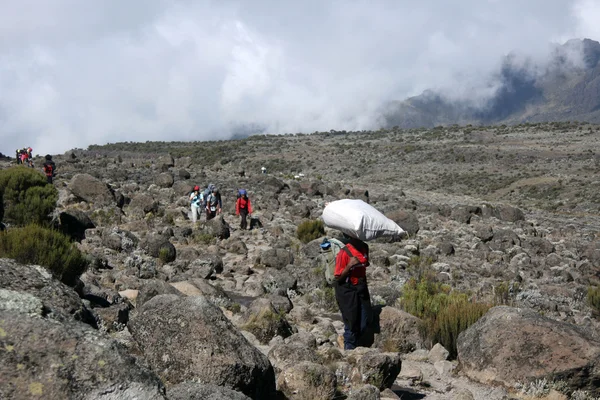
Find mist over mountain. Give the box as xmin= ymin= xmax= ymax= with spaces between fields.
xmin=383 ymin=38 xmax=600 ymax=128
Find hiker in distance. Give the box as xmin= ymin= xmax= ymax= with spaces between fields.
xmin=42 ymin=155 xmax=56 ymax=184
xmin=189 ymin=185 xmax=204 ymax=223
xmin=334 ymin=234 xmax=373 ymax=350
xmin=235 ymin=189 xmax=252 ymax=230
xmin=205 ymin=185 xmax=222 ymax=220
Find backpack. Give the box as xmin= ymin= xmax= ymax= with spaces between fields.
xmin=318 ymin=238 xmax=350 ymax=285
xmin=43 ymin=163 xmax=54 ymax=177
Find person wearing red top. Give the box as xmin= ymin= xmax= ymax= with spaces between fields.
xmin=235 ymin=189 xmax=252 ymax=230
xmin=334 ymin=235 xmax=373 ymax=350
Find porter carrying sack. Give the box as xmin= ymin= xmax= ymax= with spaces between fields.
xmin=322 ymin=199 xmax=405 ymax=241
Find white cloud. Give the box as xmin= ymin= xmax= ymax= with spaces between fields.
xmin=0 ymin=0 xmax=597 ymax=154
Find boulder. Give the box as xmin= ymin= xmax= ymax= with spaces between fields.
xmin=259 ymin=248 xmax=294 ymax=270
xmin=204 ymin=216 xmax=231 ymax=239
xmin=128 ymin=193 xmax=159 ymax=217
xmin=101 ymin=227 xmax=139 ymax=253
xmin=155 ymin=172 xmax=174 ymax=188
xmin=168 ymin=382 xmax=251 ymax=400
xmin=268 ymin=342 xmax=320 ymax=374
xmin=521 ymin=237 xmax=555 ymax=256
xmin=262 ymin=267 xmax=298 ymax=293
xmin=346 ymin=384 xmax=381 ymax=400
xmin=169 ymin=279 xmax=233 ymax=308
xmin=142 ymin=235 xmax=176 ymax=262
xmin=386 ymin=209 xmax=420 ymax=236
xmin=488 ymin=229 xmax=521 ymax=252
xmin=69 ymin=173 xmax=115 ymax=206
xmin=157 ymin=154 xmax=175 ymax=169
xmin=354 ymin=351 xmax=402 ymax=390
xmin=457 ymin=306 xmax=600 ymax=395
xmin=0 ymin=259 xmax=92 ymax=325
xmin=128 ymin=294 xmax=276 ymax=399
xmin=136 ymin=279 xmax=183 ymax=308
xmin=58 ymin=209 xmax=95 ymax=241
xmin=374 ymin=306 xmax=424 ymax=353
xmin=240 ymin=298 xmax=293 ymax=344
xmin=186 ymin=255 xmax=224 ymax=280
xmin=276 ymin=361 xmax=337 ymax=400
xmin=0 ymin=309 xmax=165 ymax=400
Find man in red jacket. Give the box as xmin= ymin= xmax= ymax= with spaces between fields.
xmin=235 ymin=189 xmax=252 ymax=230
xmin=334 ymin=235 xmax=373 ymax=350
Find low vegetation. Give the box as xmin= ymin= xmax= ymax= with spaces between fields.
xmin=0 ymin=224 xmax=88 ymax=286
xmin=296 ymin=219 xmax=325 ymax=243
xmin=399 ymin=275 xmax=491 ymax=358
xmin=0 ymin=167 xmax=58 ymax=226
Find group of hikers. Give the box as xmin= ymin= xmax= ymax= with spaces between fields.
xmin=189 ymin=184 xmax=253 ymax=229
xmin=13 ymin=147 xmax=56 ymax=184
xmin=15 ymin=147 xmax=34 ymax=167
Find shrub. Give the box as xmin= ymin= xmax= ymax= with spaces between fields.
xmin=0 ymin=224 xmax=88 ymax=286
xmin=0 ymin=167 xmax=58 ymax=226
xmin=399 ymin=276 xmax=491 ymax=358
xmin=296 ymin=219 xmax=325 ymax=243
xmin=587 ymin=286 xmax=600 ymax=315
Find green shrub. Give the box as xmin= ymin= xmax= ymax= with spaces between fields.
xmin=429 ymin=297 xmax=490 ymax=358
xmin=0 ymin=167 xmax=58 ymax=226
xmin=296 ymin=219 xmax=325 ymax=243
xmin=587 ymin=286 xmax=600 ymax=315
xmin=399 ymin=276 xmax=490 ymax=358
xmin=0 ymin=224 xmax=88 ymax=286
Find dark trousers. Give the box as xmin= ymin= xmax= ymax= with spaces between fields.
xmin=240 ymin=208 xmax=248 ymax=229
xmin=46 ymin=175 xmax=53 ymax=184
xmin=335 ymin=279 xmax=373 ymax=350
xmin=206 ymin=209 xmax=216 ymax=220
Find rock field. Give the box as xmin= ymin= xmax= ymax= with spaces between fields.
xmin=1 ymin=121 xmax=600 ymax=400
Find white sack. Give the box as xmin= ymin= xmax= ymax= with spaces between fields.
xmin=322 ymin=199 xmax=406 ymax=241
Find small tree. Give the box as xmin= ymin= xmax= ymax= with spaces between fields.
xmin=0 ymin=167 xmax=58 ymax=226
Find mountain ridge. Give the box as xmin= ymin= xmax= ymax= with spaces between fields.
xmin=383 ymin=38 xmax=600 ymax=128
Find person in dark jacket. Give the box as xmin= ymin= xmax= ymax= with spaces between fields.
xmin=235 ymin=189 xmax=252 ymax=230
xmin=334 ymin=235 xmax=373 ymax=350
xmin=205 ymin=186 xmax=222 ymax=220
xmin=42 ymin=155 xmax=56 ymax=184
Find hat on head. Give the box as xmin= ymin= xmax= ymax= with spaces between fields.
xmin=238 ymin=189 xmax=247 ymax=195
xmin=45 ymin=154 xmax=52 ymax=160
xmin=194 ymin=185 xmax=200 ymax=191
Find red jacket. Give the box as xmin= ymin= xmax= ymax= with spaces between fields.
xmin=334 ymin=241 xmax=369 ymax=285
xmin=236 ymin=196 xmax=252 ymax=215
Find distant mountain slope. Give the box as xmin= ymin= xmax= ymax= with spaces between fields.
xmin=383 ymin=38 xmax=600 ymax=128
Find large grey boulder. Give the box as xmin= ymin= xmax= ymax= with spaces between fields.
xmin=276 ymin=361 xmax=337 ymax=400
xmin=0 ymin=259 xmax=92 ymax=324
xmin=168 ymin=382 xmax=251 ymax=400
xmin=386 ymin=209 xmax=420 ymax=236
xmin=128 ymin=294 xmax=276 ymax=399
xmin=374 ymin=306 xmax=424 ymax=353
xmin=0 ymin=309 xmax=165 ymax=400
xmin=136 ymin=279 xmax=183 ymax=308
xmin=58 ymin=209 xmax=95 ymax=241
xmin=127 ymin=192 xmax=159 ymax=218
xmin=268 ymin=342 xmax=320 ymax=374
xmin=69 ymin=173 xmax=115 ymax=206
xmin=457 ymin=306 xmax=600 ymax=395
xmin=141 ymin=235 xmax=176 ymax=262
xmin=155 ymin=172 xmax=174 ymax=188
xmin=259 ymin=248 xmax=294 ymax=270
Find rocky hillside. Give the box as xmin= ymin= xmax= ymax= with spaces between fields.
xmin=384 ymin=39 xmax=600 ymax=128
xmin=1 ymin=121 xmax=600 ymax=399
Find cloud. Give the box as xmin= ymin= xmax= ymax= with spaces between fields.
xmin=0 ymin=0 xmax=596 ymax=154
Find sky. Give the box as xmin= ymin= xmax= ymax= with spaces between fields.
xmin=1 ymin=0 xmax=599 ymax=155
